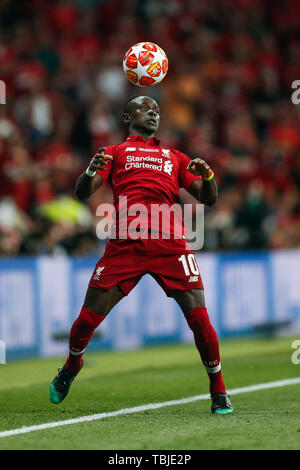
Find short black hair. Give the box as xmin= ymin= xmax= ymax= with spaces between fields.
xmin=123 ymin=95 xmax=159 ymax=115
xmin=123 ymin=95 xmax=142 ymax=115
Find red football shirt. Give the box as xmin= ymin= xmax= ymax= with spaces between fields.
xmin=96 ymin=135 xmax=201 ymax=239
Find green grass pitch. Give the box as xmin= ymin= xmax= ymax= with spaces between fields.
xmin=0 ymin=336 xmax=299 ymax=450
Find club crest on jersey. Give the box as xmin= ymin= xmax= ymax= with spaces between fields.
xmin=93 ymin=266 xmax=105 ymax=280
xmin=163 ymin=160 xmax=173 ymax=175
xmin=162 ymin=148 xmax=170 ymax=158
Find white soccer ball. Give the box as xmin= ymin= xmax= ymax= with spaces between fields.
xmin=123 ymin=42 xmax=168 ymax=87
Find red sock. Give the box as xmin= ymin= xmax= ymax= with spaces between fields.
xmin=65 ymin=306 xmax=105 ymax=372
xmin=184 ymin=307 xmax=226 ymax=394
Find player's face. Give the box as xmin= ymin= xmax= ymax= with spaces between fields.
xmin=126 ymin=97 xmax=160 ymax=135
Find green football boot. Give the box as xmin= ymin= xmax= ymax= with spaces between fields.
xmin=49 ymin=362 xmax=83 ymax=404
xmin=211 ymin=393 xmax=233 ymax=415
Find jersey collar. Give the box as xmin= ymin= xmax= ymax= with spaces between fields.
xmin=126 ymin=135 xmax=160 ymax=146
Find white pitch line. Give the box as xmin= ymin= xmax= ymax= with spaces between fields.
xmin=0 ymin=377 xmax=299 ymax=439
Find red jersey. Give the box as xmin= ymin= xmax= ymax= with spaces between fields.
xmin=96 ymin=135 xmax=201 ymax=239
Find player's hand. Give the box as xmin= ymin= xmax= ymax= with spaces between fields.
xmin=187 ymin=158 xmax=212 ymax=179
xmin=87 ymin=147 xmax=113 ymax=174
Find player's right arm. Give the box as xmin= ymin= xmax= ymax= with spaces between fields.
xmin=75 ymin=147 xmax=113 ymax=200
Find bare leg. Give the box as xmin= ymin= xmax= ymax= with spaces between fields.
xmin=169 ymin=288 xmax=205 ymax=312
xmin=83 ymin=285 xmax=126 ymax=316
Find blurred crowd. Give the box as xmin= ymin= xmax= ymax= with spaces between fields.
xmin=0 ymin=0 xmax=300 ymax=256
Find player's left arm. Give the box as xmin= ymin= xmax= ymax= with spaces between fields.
xmin=187 ymin=158 xmax=218 ymax=206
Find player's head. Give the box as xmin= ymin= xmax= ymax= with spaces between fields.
xmin=123 ymin=96 xmax=160 ymax=137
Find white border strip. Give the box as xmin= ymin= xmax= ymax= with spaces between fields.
xmin=0 ymin=377 xmax=299 ymax=439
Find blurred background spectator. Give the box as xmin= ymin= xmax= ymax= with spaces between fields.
xmin=0 ymin=0 xmax=300 ymax=256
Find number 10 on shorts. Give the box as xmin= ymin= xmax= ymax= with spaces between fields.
xmin=178 ymin=254 xmax=199 ymax=276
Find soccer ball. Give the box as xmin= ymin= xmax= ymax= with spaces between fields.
xmin=123 ymin=42 xmax=168 ymax=87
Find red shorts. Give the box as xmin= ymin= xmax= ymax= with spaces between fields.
xmin=89 ymin=237 xmax=204 ymax=296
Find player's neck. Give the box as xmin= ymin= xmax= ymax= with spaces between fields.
xmin=128 ymin=127 xmax=156 ymax=141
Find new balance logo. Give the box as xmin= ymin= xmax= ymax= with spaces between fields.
xmin=188 ymin=276 xmax=198 ymax=282
xmin=93 ymin=266 xmax=105 ymax=280
xmin=163 ymin=160 xmax=173 ymax=175
xmin=125 ymin=147 xmax=136 ymax=152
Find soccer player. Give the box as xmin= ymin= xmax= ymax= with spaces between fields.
xmin=49 ymin=96 xmax=233 ymax=414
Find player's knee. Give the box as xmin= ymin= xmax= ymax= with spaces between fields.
xmin=72 ymin=306 xmax=105 ymax=333
xmin=189 ymin=289 xmax=206 ymax=309
xmin=172 ymin=288 xmax=205 ymax=312
xmin=84 ymin=301 xmax=110 ymax=318
xmin=84 ymin=287 xmax=111 ymax=316
xmin=84 ymin=286 xmax=124 ymax=317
